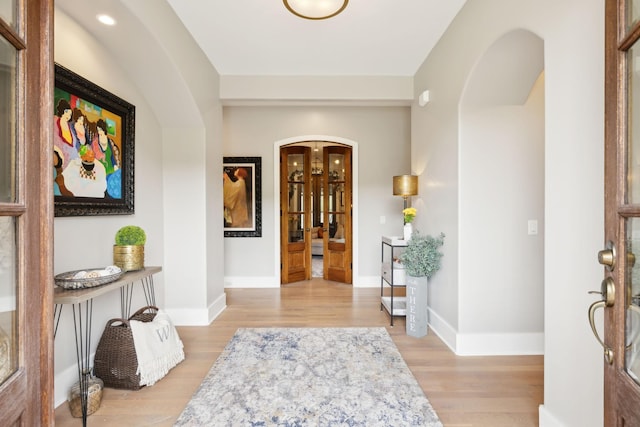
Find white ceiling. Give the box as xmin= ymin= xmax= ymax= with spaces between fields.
xmin=162 ymin=0 xmax=467 ymax=77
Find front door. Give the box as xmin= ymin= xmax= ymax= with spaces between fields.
xmin=0 ymin=0 xmax=54 ymax=425
xmin=597 ymin=0 xmax=640 ymax=424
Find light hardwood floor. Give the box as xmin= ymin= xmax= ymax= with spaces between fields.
xmin=54 ymin=279 xmax=543 ymax=426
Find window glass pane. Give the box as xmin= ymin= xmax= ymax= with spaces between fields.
xmin=329 ymin=213 xmax=345 ymax=242
xmin=288 ymin=182 xmax=304 ymax=213
xmin=0 ymin=0 xmax=16 ymax=30
xmin=328 ymin=153 xmax=344 ymax=181
xmin=0 ymin=216 xmax=17 ymax=385
xmin=288 ymin=213 xmax=304 ymax=243
xmin=629 ymin=0 xmax=640 ymax=29
xmin=288 ymin=154 xmax=304 ymax=182
xmin=0 ymin=36 xmax=16 ymax=203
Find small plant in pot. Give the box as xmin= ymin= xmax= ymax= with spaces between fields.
xmin=399 ymin=231 xmax=445 ymax=338
xmin=113 ymin=225 xmax=146 ymax=272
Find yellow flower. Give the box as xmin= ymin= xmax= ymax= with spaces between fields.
xmin=403 ymin=207 xmax=417 ymax=223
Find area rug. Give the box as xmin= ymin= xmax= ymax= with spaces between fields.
xmin=174 ymin=327 xmax=442 ymax=426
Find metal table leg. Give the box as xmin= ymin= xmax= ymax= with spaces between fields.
xmin=71 ymin=299 xmax=94 ymax=427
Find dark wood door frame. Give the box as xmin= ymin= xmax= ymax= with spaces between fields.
xmin=0 ymin=0 xmax=55 ymax=425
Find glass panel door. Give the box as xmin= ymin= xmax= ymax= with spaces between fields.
xmin=626 ymin=37 xmax=640 ymax=386
xmin=0 ymin=20 xmax=18 ymax=386
xmin=280 ymin=146 xmax=311 ymax=283
xmin=327 ymin=152 xmax=345 ymax=242
xmin=0 ymin=0 xmax=16 ymax=31
xmin=0 ymin=216 xmax=16 ymax=384
xmin=627 ymin=218 xmax=640 ymax=382
xmin=288 ymin=153 xmax=305 ymax=243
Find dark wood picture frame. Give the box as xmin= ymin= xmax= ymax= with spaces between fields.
xmin=53 ymin=63 xmax=135 ymax=216
xmin=224 ymin=156 xmax=262 ymax=237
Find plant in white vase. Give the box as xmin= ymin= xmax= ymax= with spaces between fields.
xmin=399 ymin=231 xmax=445 ymax=337
xmin=402 ymin=207 xmax=417 ymax=240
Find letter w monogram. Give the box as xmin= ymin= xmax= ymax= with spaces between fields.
xmin=155 ymin=325 xmax=170 ymax=342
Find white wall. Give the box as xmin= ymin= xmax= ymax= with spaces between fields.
xmin=124 ymin=0 xmax=226 ymax=326
xmin=412 ymin=0 xmax=604 ymax=425
xmin=223 ymin=106 xmax=411 ymax=287
xmin=53 ymin=8 xmax=166 ymax=406
xmin=457 ymin=30 xmax=545 ymax=354
xmin=53 ymin=1 xmax=225 ymax=407
xmin=460 ymin=76 xmax=545 ymax=342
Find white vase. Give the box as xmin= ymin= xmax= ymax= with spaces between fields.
xmin=403 ymin=223 xmax=413 ymax=241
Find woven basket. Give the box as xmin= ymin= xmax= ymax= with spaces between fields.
xmin=93 ymin=306 xmax=158 ymax=390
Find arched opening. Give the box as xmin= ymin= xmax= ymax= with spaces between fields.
xmin=458 ymin=29 xmax=545 ymax=354
xmin=273 ymin=136 xmax=359 ymax=285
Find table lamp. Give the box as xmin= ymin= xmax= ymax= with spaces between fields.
xmin=393 ymin=175 xmax=418 ymax=210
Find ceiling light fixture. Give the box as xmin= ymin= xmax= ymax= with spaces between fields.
xmin=96 ymin=14 xmax=116 ymax=26
xmin=283 ymin=0 xmax=348 ymax=20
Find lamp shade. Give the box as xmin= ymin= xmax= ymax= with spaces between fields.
xmin=283 ymin=0 xmax=349 ymax=20
xmin=393 ymin=175 xmax=418 ymax=197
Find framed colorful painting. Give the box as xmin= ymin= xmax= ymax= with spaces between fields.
xmin=53 ymin=63 xmax=135 ymax=216
xmin=223 ymin=157 xmax=262 ymax=237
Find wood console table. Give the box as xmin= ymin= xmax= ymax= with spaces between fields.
xmin=53 ymin=266 xmax=162 ymax=426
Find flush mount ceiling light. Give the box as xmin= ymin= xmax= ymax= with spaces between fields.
xmin=283 ymin=0 xmax=349 ymax=20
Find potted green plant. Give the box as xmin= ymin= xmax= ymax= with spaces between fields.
xmin=399 ymin=231 xmax=445 ymax=337
xmin=400 ymin=231 xmax=445 ymax=278
xmin=113 ymin=225 xmax=146 ymax=272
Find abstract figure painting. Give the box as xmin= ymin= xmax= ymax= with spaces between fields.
xmin=54 ymin=63 xmax=135 ymax=216
xmin=223 ymin=157 xmax=262 ymax=237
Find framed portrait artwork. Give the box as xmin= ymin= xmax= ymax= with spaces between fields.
xmin=53 ymin=63 xmax=135 ymax=216
xmin=223 ymin=157 xmax=262 ymax=237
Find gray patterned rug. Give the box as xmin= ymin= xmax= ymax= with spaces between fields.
xmin=174 ymin=327 xmax=442 ymax=426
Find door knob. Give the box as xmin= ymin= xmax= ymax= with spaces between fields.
xmin=588 ymin=277 xmax=615 ymax=364
xmin=588 ymin=276 xmax=616 ymax=307
xmin=598 ymin=241 xmax=616 ymax=271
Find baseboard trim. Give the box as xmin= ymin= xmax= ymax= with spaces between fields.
xmin=54 ymin=359 xmax=85 ymax=409
xmin=165 ymin=294 xmax=225 ymax=326
xmin=427 ymin=308 xmax=458 ymax=353
xmin=224 ymin=275 xmax=380 ymax=288
xmin=224 ymin=276 xmax=280 ymax=288
xmin=354 ymin=275 xmax=380 ymax=287
xmin=456 ymin=331 xmax=544 ymax=356
xmin=539 ymin=405 xmax=566 ymax=427
xmin=428 ymin=308 xmax=544 ymax=356
xmin=208 ymin=292 xmax=227 ymax=324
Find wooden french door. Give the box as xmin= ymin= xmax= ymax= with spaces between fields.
xmin=281 ymin=146 xmax=312 ymax=283
xmin=280 ymin=143 xmax=352 ymax=284
xmin=0 ymin=0 xmax=54 ymax=425
xmin=323 ymin=146 xmax=352 ymax=283
xmin=596 ymin=0 xmax=640 ymax=424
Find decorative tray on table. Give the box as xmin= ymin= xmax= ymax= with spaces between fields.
xmin=54 ymin=266 xmax=123 ymax=290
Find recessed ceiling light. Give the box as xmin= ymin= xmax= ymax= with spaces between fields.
xmin=96 ymin=14 xmax=116 ymax=26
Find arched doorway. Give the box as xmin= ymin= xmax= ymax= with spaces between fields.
xmin=458 ymin=29 xmax=545 ymax=351
xmin=274 ymin=136 xmax=359 ymax=285
xmin=280 ymin=142 xmax=352 ymax=284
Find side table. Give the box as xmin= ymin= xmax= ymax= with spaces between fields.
xmin=53 ymin=266 xmax=162 ymax=426
xmin=380 ymin=236 xmax=407 ymax=326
